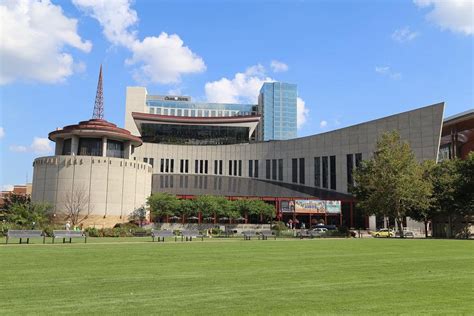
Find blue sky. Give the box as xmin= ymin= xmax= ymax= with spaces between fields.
xmin=1 ymin=0 xmax=473 ymax=189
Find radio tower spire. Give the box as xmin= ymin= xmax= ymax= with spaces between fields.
xmin=92 ymin=65 xmax=104 ymax=119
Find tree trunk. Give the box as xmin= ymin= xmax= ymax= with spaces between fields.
xmin=424 ymin=219 xmax=428 ymax=238
xmin=396 ymin=216 xmax=404 ymax=238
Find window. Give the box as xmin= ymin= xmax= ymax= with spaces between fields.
xmin=238 ymin=160 xmax=242 ymax=176
xmin=149 ymin=158 xmax=154 ymax=168
xmin=180 ymin=159 xmax=184 ymax=173
xmin=165 ymin=159 xmax=169 ymax=173
xmin=234 ymin=160 xmax=237 ymax=176
xmin=314 ymin=157 xmax=321 ymax=187
xmin=299 ymin=158 xmax=305 ymax=184
xmin=322 ymin=156 xmax=328 ymax=188
xmin=160 ymin=159 xmax=164 ymax=173
xmin=143 ymin=158 xmax=148 ymax=163
xmin=195 ymin=160 xmax=199 ymax=173
xmin=62 ymin=138 xmax=72 ymax=155
xmin=214 ymin=160 xmax=218 ymax=175
xmin=355 ymin=153 xmax=362 ymax=168
xmin=330 ymin=156 xmax=336 ymax=190
xmin=219 ymin=160 xmax=223 ymax=175
xmin=278 ymin=159 xmax=283 ymax=181
xmin=254 ymin=160 xmax=259 ymax=178
xmin=229 ymin=160 xmax=232 ymax=175
xmin=106 ymin=140 xmax=124 ymax=158
xmin=266 ymin=160 xmax=271 ymax=179
xmin=347 ymin=154 xmax=354 ymax=190
xmin=292 ymin=158 xmax=298 ymax=183
xmin=205 ymin=160 xmax=208 ymax=174
xmin=249 ymin=160 xmax=253 ymax=177
xmin=78 ymin=138 xmax=102 ymax=156
xmin=272 ymin=159 xmax=277 ymax=180
xmin=185 ymin=160 xmax=189 ymax=173
xmin=200 ymin=160 xmax=204 ymax=174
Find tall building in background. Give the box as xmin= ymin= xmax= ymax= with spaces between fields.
xmin=258 ymin=82 xmax=297 ymax=141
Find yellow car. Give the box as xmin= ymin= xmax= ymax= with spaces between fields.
xmin=370 ymin=228 xmax=394 ymax=238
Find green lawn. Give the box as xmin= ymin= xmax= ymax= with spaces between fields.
xmin=0 ymin=238 xmax=472 ymax=315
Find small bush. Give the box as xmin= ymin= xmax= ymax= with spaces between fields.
xmin=271 ymin=221 xmax=287 ymax=231
xmin=85 ymin=227 xmax=99 ymax=237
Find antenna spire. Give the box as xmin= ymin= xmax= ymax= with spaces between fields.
xmin=92 ymin=65 xmax=104 ymax=119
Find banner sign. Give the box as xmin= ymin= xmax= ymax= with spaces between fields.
xmin=282 ymin=200 xmax=341 ymax=214
xmin=325 ymin=200 xmax=341 ymax=214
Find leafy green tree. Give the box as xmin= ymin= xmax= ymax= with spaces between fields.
xmin=128 ymin=206 xmax=147 ymax=227
xmin=194 ymin=195 xmax=220 ymax=218
xmin=456 ymin=153 xmax=474 ymax=223
xmin=147 ymin=193 xmax=180 ymax=220
xmin=352 ymin=131 xmax=432 ymax=237
xmin=3 ymin=195 xmax=53 ymax=228
xmin=247 ymin=200 xmax=276 ymax=222
xmin=178 ymin=199 xmax=197 ymax=216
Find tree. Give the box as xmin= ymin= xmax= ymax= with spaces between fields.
xmin=147 ymin=193 xmax=180 ymax=220
xmin=456 ymin=152 xmax=474 ymax=237
xmin=351 ymin=131 xmax=432 ymax=237
xmin=194 ymin=195 xmax=220 ymax=218
xmin=128 ymin=206 xmax=147 ymax=227
xmin=178 ymin=199 xmax=197 ymax=217
xmin=4 ymin=196 xmax=52 ymax=228
xmin=63 ymin=187 xmax=90 ymax=226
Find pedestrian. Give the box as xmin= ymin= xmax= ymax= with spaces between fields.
xmin=288 ymin=219 xmax=293 ymax=229
xmin=301 ymin=222 xmax=305 ymax=230
xmin=65 ymin=221 xmax=71 ymax=231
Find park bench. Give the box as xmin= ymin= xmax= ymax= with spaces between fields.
xmin=52 ymin=230 xmax=87 ymax=243
xmin=6 ymin=230 xmax=45 ymax=244
xmin=298 ymin=230 xmax=313 ymax=239
xmin=242 ymin=231 xmax=255 ymax=240
xmin=258 ymin=230 xmax=276 ymax=240
xmin=181 ymin=230 xmax=204 ymax=241
xmin=151 ymin=230 xmax=176 ymax=242
xmin=133 ymin=231 xmax=147 ymax=237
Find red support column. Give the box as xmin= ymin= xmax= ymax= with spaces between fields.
xmin=324 ymin=213 xmax=327 ymax=225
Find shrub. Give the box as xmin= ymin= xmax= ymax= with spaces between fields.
xmin=85 ymin=227 xmax=99 ymax=237
xmin=271 ymin=221 xmax=287 ymax=231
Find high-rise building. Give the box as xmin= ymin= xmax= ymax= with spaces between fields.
xmin=258 ymin=82 xmax=297 ymax=141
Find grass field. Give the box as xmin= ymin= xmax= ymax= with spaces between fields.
xmin=1 ymin=238 xmax=473 ymax=315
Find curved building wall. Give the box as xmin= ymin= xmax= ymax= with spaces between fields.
xmin=134 ymin=103 xmax=444 ymax=196
xmin=31 ymin=155 xmax=152 ymax=227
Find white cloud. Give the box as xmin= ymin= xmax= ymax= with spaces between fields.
xmin=8 ymin=137 xmax=53 ymax=154
xmin=0 ymin=0 xmax=92 ymax=85
xmin=9 ymin=145 xmax=28 ymax=152
xmin=392 ymin=27 xmax=420 ymax=42
xmin=414 ymin=0 xmax=473 ymax=35
xmin=126 ymin=33 xmax=206 ymax=84
xmin=31 ymin=137 xmax=53 ymax=154
xmin=205 ymin=64 xmax=273 ymax=104
xmin=270 ymin=60 xmax=289 ymax=73
xmin=320 ymin=120 xmax=328 ymax=128
xmin=297 ymin=97 xmax=309 ymax=129
xmin=2 ymin=184 xmax=14 ymax=192
xmin=0 ymin=127 xmax=4 ymax=139
xmin=375 ymin=66 xmax=402 ymax=80
xmin=73 ymin=0 xmax=205 ymax=84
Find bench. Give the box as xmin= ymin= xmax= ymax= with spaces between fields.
xmin=6 ymin=230 xmax=45 ymax=244
xmin=242 ymin=231 xmax=255 ymax=240
xmin=52 ymin=230 xmax=87 ymax=243
xmin=298 ymin=230 xmax=313 ymax=239
xmin=133 ymin=231 xmax=147 ymax=237
xmin=258 ymin=230 xmax=276 ymax=240
xmin=181 ymin=230 xmax=204 ymax=241
xmin=151 ymin=230 xmax=176 ymax=242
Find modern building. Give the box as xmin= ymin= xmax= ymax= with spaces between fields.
xmin=257 ymin=82 xmax=297 ymax=141
xmin=31 ymin=67 xmax=471 ymax=231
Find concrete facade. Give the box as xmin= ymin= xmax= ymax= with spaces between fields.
xmin=32 ymin=155 xmax=152 ymax=227
xmin=133 ymin=103 xmax=444 ymax=196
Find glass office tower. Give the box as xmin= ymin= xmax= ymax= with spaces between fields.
xmin=258 ymin=82 xmax=297 ymax=141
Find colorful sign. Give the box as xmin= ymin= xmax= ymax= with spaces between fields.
xmin=325 ymin=200 xmax=341 ymax=214
xmin=283 ymin=200 xmax=342 ymax=214
xmin=295 ymin=200 xmax=326 ymax=214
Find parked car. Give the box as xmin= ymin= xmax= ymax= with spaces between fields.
xmin=394 ymin=230 xmax=415 ymax=238
xmin=310 ymin=227 xmax=328 ymax=237
xmin=370 ymin=228 xmax=394 ymax=238
xmin=311 ymin=224 xmax=337 ymax=230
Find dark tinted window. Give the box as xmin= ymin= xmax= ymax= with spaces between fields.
xmin=278 ymin=159 xmax=283 ymax=181
xmin=249 ymin=160 xmax=253 ymax=177
xmin=330 ymin=156 xmax=336 ymax=190
xmin=299 ymin=158 xmax=305 ymax=185
xmin=292 ymin=158 xmax=298 ymax=183
xmin=272 ymin=159 xmax=277 ymax=180
xmin=322 ymin=156 xmax=328 ymax=188
xmin=266 ymin=160 xmax=271 ymax=179
xmin=314 ymin=157 xmax=321 ymax=187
